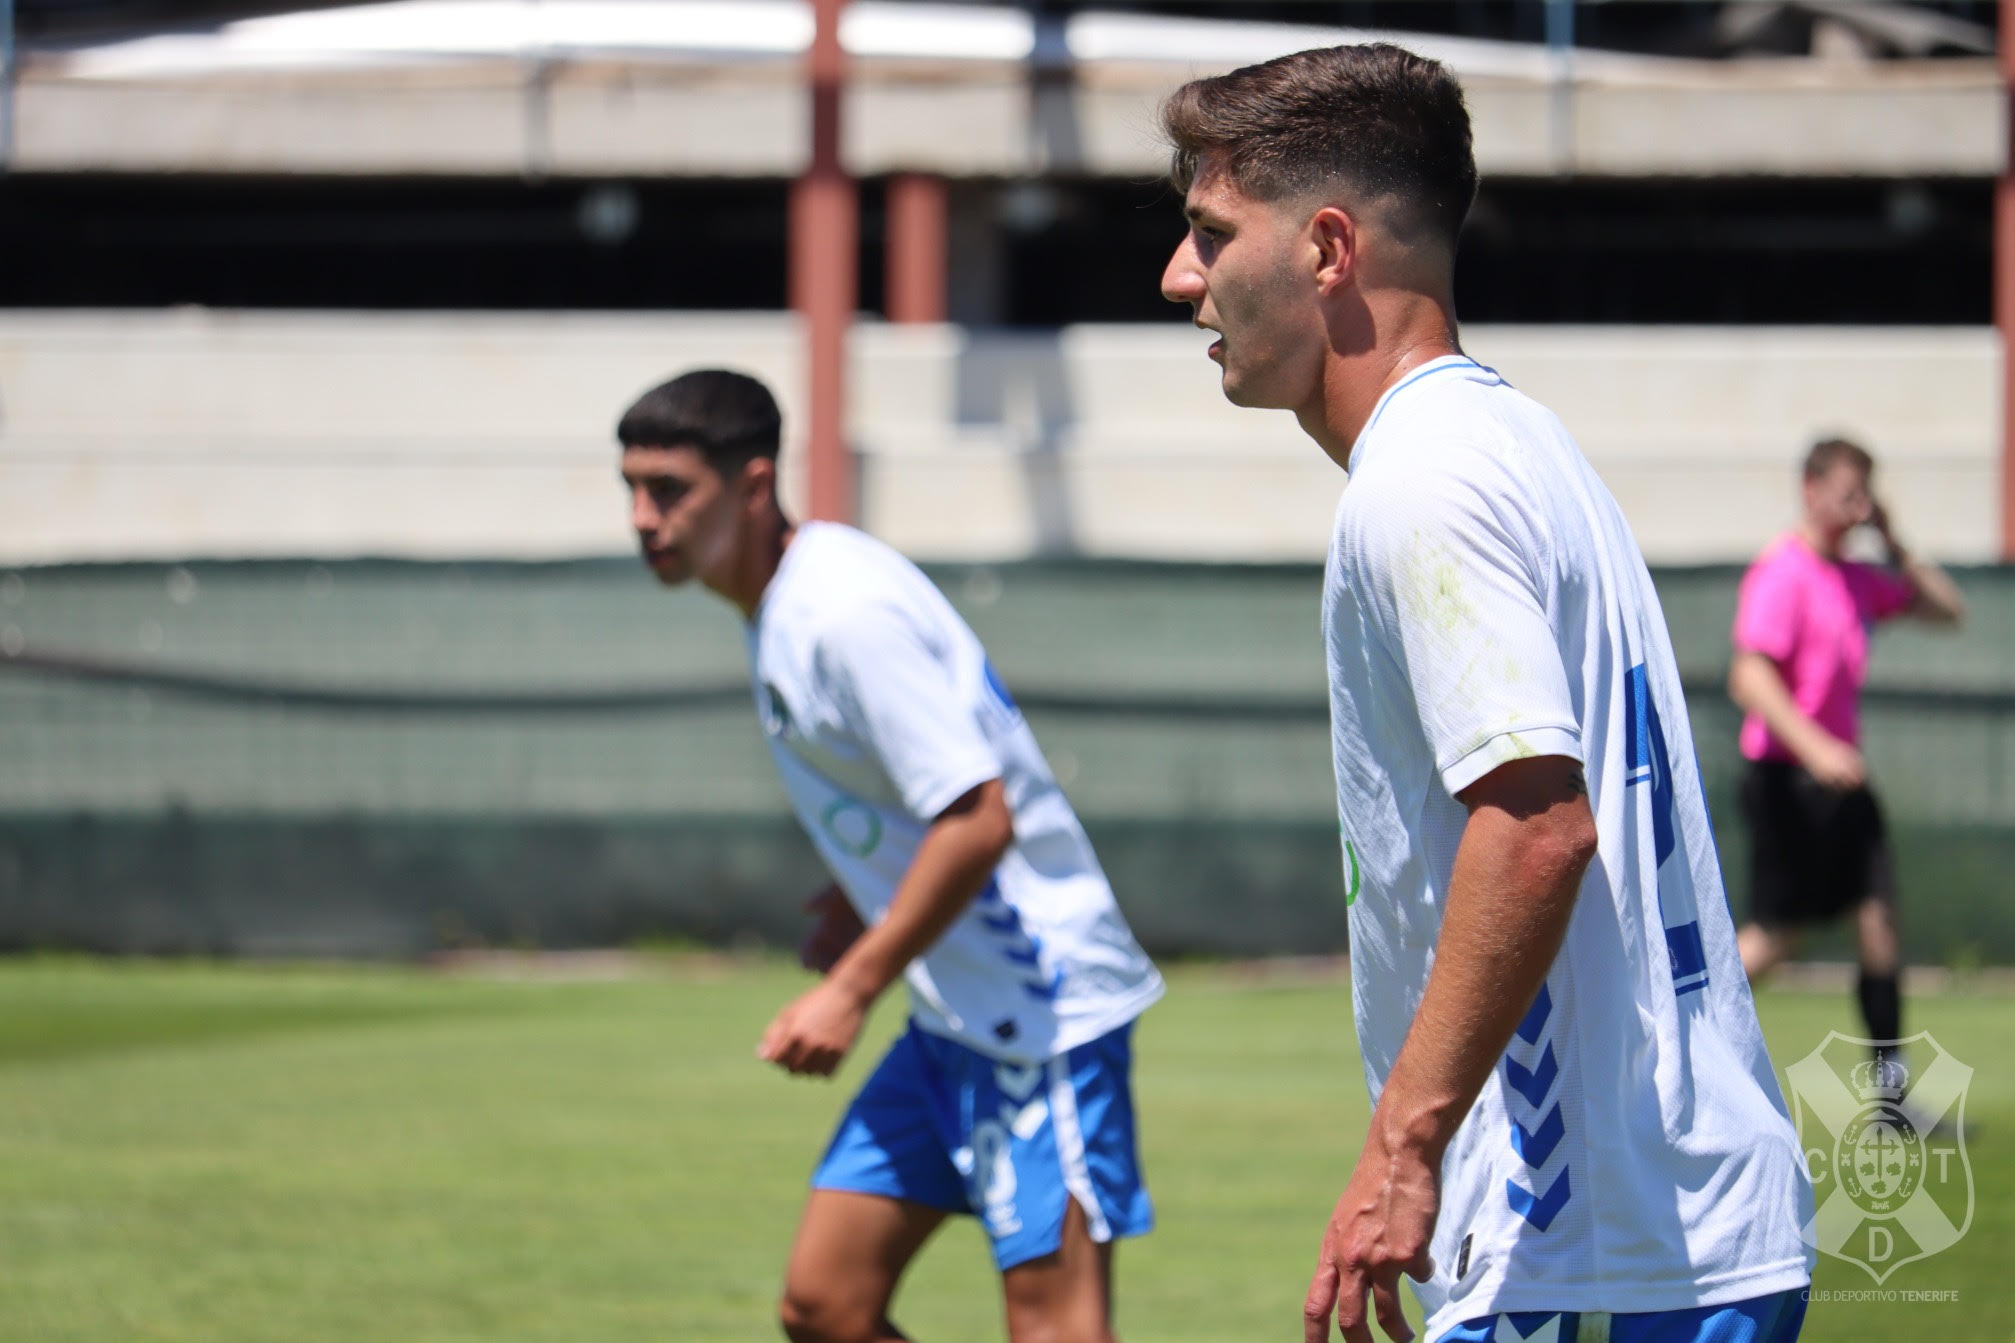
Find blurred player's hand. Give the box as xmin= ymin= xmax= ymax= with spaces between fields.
xmin=1802 ymin=735 xmax=1867 ymax=792
xmin=799 ymin=884 xmax=866 ymax=974
xmin=757 ymin=981 xmax=868 ymax=1078
xmin=1304 ymin=1123 xmax=1438 ymax=1343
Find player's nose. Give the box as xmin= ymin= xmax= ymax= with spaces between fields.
xmin=629 ymin=487 xmax=659 ymax=534
xmin=1161 ymin=239 xmax=1203 ymax=306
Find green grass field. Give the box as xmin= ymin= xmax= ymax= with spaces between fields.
xmin=0 ymin=956 xmax=2007 ymax=1341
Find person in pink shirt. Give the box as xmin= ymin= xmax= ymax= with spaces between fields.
xmin=1729 ymin=437 xmax=1965 ymax=1064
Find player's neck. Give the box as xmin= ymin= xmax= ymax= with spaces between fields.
xmin=1799 ymin=520 xmax=1845 ymax=561
xmin=1302 ymin=299 xmax=1461 ymax=469
xmin=712 ymin=511 xmax=797 ymax=621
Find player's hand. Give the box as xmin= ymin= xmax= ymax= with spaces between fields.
xmin=1304 ymin=1123 xmax=1438 ymax=1343
xmin=800 ymin=884 xmax=866 ymax=974
xmin=757 ymin=980 xmax=868 ymax=1078
xmin=1868 ymin=499 xmax=1915 ymax=567
xmin=1802 ymin=736 xmax=1867 ymax=792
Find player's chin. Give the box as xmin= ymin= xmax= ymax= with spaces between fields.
xmin=1221 ymin=369 xmax=1287 ymax=411
xmin=643 ymin=555 xmax=694 ymax=587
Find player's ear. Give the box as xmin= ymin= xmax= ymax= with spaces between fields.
xmin=1310 ymin=206 xmax=1357 ymax=294
xmin=738 ymin=454 xmax=778 ymax=510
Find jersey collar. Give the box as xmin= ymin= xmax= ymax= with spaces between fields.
xmin=1347 ymin=355 xmax=1492 ymax=473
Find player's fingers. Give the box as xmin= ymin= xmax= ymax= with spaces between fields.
xmin=770 ymin=1024 xmax=808 ymax=1072
xmin=756 ymin=1013 xmax=787 ymax=1061
xmin=1302 ymin=1261 xmax=1340 ymax=1343
xmin=1404 ymin=1247 xmax=1434 ymax=1283
xmin=1370 ymin=1274 xmax=1413 ymax=1343
xmin=1333 ymin=1261 xmax=1374 ymax=1343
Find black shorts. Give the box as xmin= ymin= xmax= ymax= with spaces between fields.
xmin=1739 ymin=759 xmax=1894 ymax=928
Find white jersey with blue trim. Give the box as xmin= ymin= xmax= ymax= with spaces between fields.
xmin=748 ymin=522 xmax=1163 ymax=1066
xmin=1323 ymin=357 xmax=1814 ymax=1333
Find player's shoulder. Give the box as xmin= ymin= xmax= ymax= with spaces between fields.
xmin=1740 ymin=533 xmax=1813 ymax=586
xmin=787 ymin=528 xmax=957 ymax=661
xmin=1339 ymin=430 xmax=1537 ymax=546
xmin=1356 ymin=362 xmax=1557 ymax=471
xmin=777 ymin=524 xmax=914 ymax=611
xmin=814 ymin=523 xmax=943 ymax=592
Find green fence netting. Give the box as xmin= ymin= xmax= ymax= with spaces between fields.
xmin=1 ymin=559 xmax=2009 ymax=962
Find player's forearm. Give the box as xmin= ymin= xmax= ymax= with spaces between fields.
xmin=1902 ymin=556 xmax=1965 ymax=626
xmin=1370 ymin=768 xmax=1595 ymax=1162
xmin=1876 ymin=522 xmax=1965 ymax=625
xmin=1727 ymin=652 xmax=1840 ymax=761
xmin=827 ymin=779 xmax=1013 ymax=1006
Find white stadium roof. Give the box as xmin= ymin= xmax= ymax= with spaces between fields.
xmin=44 ymin=0 xmax=1698 ymax=83
xmin=14 ymin=0 xmax=2000 ymax=177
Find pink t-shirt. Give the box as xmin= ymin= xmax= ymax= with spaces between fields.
xmin=1732 ymin=533 xmax=1915 ymax=762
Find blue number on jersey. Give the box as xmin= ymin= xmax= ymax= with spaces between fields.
xmin=1625 ymin=663 xmax=1709 ymax=997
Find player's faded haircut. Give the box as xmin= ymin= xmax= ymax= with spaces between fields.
xmin=1161 ymin=43 xmax=1478 ymax=253
xmin=617 ymin=368 xmax=782 ymax=472
xmin=1804 ymin=436 xmax=1875 ymax=481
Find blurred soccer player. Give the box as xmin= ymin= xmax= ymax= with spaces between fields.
xmin=1159 ymin=44 xmax=1813 ymax=1343
xmin=617 ymin=370 xmax=1163 ymax=1343
xmin=1729 ymin=439 xmax=1965 ymax=1062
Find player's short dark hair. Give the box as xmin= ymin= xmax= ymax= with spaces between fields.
xmin=1804 ymin=437 xmax=1875 ymax=482
xmin=617 ymin=368 xmax=781 ymax=473
xmin=1161 ymin=43 xmax=1477 ymax=253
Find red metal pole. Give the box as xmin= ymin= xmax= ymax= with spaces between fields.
xmin=791 ymin=0 xmax=855 ymax=523
xmin=885 ymin=173 xmax=949 ymax=324
xmin=2000 ymin=0 xmax=2015 ymax=558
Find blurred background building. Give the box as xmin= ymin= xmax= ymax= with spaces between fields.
xmin=1 ymin=1 xmax=2010 ymax=963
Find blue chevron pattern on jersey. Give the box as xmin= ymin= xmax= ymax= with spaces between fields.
xmin=1503 ymin=980 xmax=1571 ymax=1231
xmin=1504 ymin=1044 xmax=1558 ymax=1109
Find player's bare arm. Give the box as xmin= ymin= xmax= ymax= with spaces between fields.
xmin=1727 ymin=652 xmax=1867 ymax=791
xmin=1870 ymin=503 xmax=1966 ymax=626
xmin=759 ymin=778 xmax=1014 ymax=1077
xmin=1306 ymin=755 xmax=1596 ymax=1343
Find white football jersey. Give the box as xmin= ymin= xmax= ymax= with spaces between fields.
xmin=1323 ymin=357 xmax=1815 ymax=1334
xmin=748 ymin=522 xmax=1163 ymax=1065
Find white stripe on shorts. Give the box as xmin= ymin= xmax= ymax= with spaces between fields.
xmin=1045 ymin=1054 xmax=1113 ymax=1243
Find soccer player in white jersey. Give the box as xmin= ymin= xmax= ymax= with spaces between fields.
xmin=1159 ymin=45 xmax=1815 ymax=1343
xmin=616 ymin=370 xmax=1164 ymax=1343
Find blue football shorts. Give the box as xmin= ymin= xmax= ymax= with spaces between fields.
xmin=810 ymin=1018 xmax=1153 ymax=1271
xmin=1437 ymin=1287 xmax=1807 ymax=1343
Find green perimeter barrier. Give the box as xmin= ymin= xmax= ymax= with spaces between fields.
xmin=1 ymin=559 xmax=2010 ymax=964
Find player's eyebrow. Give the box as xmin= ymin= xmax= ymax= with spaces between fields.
xmin=621 ymin=468 xmax=681 ymax=487
xmin=1183 ymin=202 xmax=1229 ymax=230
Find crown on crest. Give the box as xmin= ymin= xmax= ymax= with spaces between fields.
xmin=1852 ymin=1056 xmax=1910 ymax=1102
